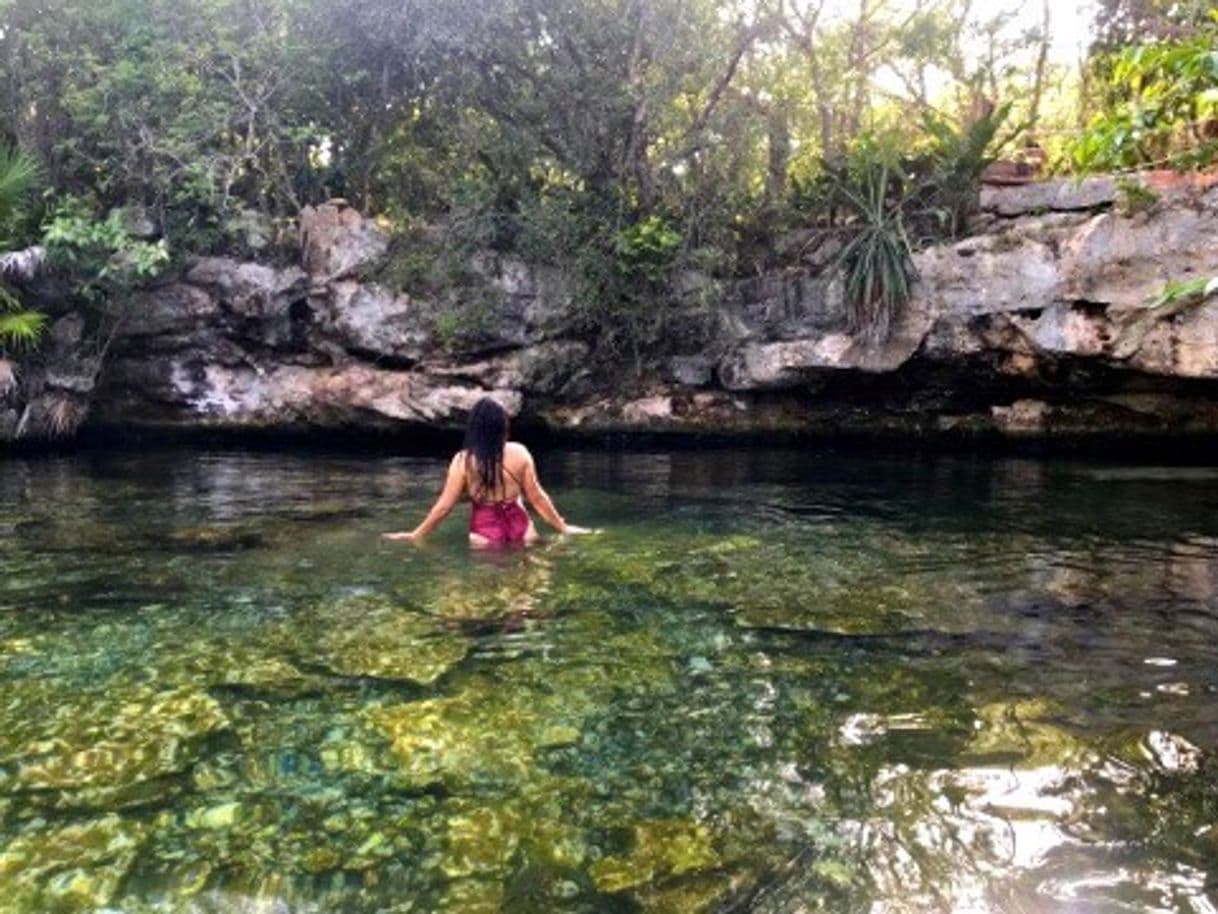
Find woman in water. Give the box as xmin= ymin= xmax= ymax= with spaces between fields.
xmin=383 ymin=397 xmax=587 ymax=546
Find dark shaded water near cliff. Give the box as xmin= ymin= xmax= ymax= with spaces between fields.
xmin=2 ymin=447 xmax=1218 ymax=913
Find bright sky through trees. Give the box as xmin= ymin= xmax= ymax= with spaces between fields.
xmin=859 ymin=0 xmax=1096 ymax=100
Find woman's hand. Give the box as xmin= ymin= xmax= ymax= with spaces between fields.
xmin=562 ymin=525 xmax=599 ymax=535
xmin=382 ymin=531 xmax=420 ymax=542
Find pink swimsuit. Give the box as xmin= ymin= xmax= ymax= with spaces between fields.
xmin=469 ymin=499 xmax=530 ymax=545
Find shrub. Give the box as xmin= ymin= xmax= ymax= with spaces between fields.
xmin=824 ymin=156 xmax=916 ymax=340
xmin=42 ymin=197 xmax=170 ymax=304
xmin=1073 ymin=19 xmax=1218 ymax=171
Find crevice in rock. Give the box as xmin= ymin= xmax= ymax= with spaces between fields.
xmin=340 ymin=346 xmax=418 ymax=371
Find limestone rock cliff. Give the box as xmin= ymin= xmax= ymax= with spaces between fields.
xmin=64 ymin=183 xmax=1218 ymax=440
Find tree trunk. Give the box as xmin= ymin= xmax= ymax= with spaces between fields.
xmin=1027 ymin=0 xmax=1051 ymax=136
xmin=766 ymin=106 xmax=790 ymax=201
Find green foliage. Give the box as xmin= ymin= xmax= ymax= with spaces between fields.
xmin=1145 ymin=275 xmax=1218 ymax=311
xmin=42 ymin=197 xmax=170 ymax=303
xmin=431 ymin=301 xmax=498 ymax=354
xmin=613 ymin=216 xmax=682 ymax=283
xmin=374 ymin=234 xmax=442 ymax=297
xmin=1074 ymin=16 xmax=1218 ymax=171
xmin=910 ymin=102 xmax=1015 ymax=240
xmin=0 ymin=0 xmax=1157 ymax=365
xmin=0 ymin=146 xmax=41 ymax=240
xmin=825 ymin=154 xmax=916 ymax=340
xmin=0 ymin=144 xmax=46 ymax=355
xmin=1112 ymin=273 xmax=1218 ymax=360
xmin=1089 ymin=0 xmax=1215 ymax=54
xmin=0 ymin=305 xmax=47 ymax=353
xmin=1114 ymin=175 xmax=1160 ymax=215
xmin=3 ymin=0 xmax=328 ymax=250
xmin=797 ymin=106 xmax=1013 ymax=339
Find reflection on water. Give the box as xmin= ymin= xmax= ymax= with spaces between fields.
xmin=2 ymin=447 xmax=1218 ymax=913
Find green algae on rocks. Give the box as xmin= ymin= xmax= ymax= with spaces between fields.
xmin=2 ymin=450 xmax=1218 ymax=912
xmin=0 ymin=679 xmax=229 ymax=807
xmin=0 ymin=815 xmax=146 ymax=913
xmin=291 ymin=594 xmax=470 ymax=685
xmin=588 ymin=819 xmax=721 ymax=893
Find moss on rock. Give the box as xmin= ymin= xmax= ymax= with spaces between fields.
xmin=588 ymin=819 xmax=721 ymax=894
xmin=0 ymin=679 xmax=229 ymax=806
xmin=292 ymin=594 xmax=469 ymax=685
xmin=0 ymin=815 xmax=146 ymax=913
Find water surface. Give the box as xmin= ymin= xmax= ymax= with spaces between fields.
xmin=2 ymin=447 xmax=1217 ymax=913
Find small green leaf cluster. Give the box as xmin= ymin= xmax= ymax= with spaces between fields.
xmin=1074 ymin=15 xmax=1218 ymax=171
xmin=613 ymin=216 xmax=682 ymax=283
xmin=42 ymin=198 xmax=170 ymax=304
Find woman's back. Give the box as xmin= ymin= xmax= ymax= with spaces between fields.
xmin=383 ymin=396 xmax=582 ymax=545
xmin=462 ymin=441 xmax=530 ymax=504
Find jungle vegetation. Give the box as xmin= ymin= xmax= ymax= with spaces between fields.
xmin=0 ymin=0 xmax=1214 ymax=357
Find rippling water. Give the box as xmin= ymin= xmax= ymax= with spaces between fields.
xmin=2 ymin=447 xmax=1218 ymax=913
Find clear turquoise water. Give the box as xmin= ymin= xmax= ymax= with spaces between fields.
xmin=1 ymin=447 xmax=1217 ymax=913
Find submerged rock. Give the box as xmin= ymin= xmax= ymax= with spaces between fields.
xmin=160 ymin=645 xmax=325 ymax=697
xmin=299 ymin=595 xmax=469 ymax=685
xmin=633 ymin=871 xmax=746 ymax=914
xmin=368 ymin=694 xmax=541 ymax=790
xmin=0 ymin=815 xmax=146 ymax=912
xmin=365 ymin=670 xmax=590 ymax=791
xmin=588 ymin=819 xmax=721 ymax=894
xmin=437 ymin=878 xmax=505 ymax=913
xmin=964 ymin=698 xmax=1092 ymax=768
xmin=0 ymin=679 xmax=230 ymax=806
xmin=441 ymin=805 xmax=522 ymax=879
xmin=157 ymin=526 xmax=268 ymax=553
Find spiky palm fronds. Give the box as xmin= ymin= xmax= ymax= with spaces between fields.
xmin=0 ymin=146 xmax=47 ymax=355
xmin=831 ymin=160 xmax=916 ymax=341
xmin=43 ymin=396 xmax=85 ymax=439
xmin=0 ymin=146 xmax=39 ymax=228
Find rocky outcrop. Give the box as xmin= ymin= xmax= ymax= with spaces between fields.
xmin=76 ymin=185 xmax=1218 ymax=440
xmin=0 ymin=313 xmax=99 ymax=442
xmin=299 ymin=199 xmax=388 ymax=281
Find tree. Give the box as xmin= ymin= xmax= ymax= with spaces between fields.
xmin=1073 ymin=15 xmax=1218 ymax=171
xmin=1089 ymin=0 xmax=1214 ymax=53
xmin=0 ymin=0 xmax=330 ymax=250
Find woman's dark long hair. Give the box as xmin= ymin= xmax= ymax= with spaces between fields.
xmin=463 ymin=397 xmax=509 ymax=497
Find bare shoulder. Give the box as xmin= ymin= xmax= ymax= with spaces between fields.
xmin=505 ymin=441 xmax=533 ymax=460
xmin=505 ymin=441 xmax=535 ymax=471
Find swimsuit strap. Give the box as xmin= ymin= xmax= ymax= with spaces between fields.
xmin=469 ymin=456 xmax=524 ymax=506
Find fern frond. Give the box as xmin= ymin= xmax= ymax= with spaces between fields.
xmin=0 ymin=146 xmax=40 ymax=224
xmin=0 ymin=310 xmax=47 ymax=351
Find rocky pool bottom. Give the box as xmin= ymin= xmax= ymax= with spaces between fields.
xmin=1 ymin=448 xmax=1217 ymax=913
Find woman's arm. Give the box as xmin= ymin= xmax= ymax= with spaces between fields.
xmin=383 ymin=453 xmax=466 ymax=541
xmin=519 ymin=447 xmax=573 ymax=534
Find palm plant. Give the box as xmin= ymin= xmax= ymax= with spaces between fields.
xmin=827 ymin=156 xmax=916 ymax=341
xmin=912 ymin=102 xmax=1014 ymax=241
xmin=0 ymin=146 xmax=46 ymax=357
xmin=818 ymin=107 xmax=1014 ymax=342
